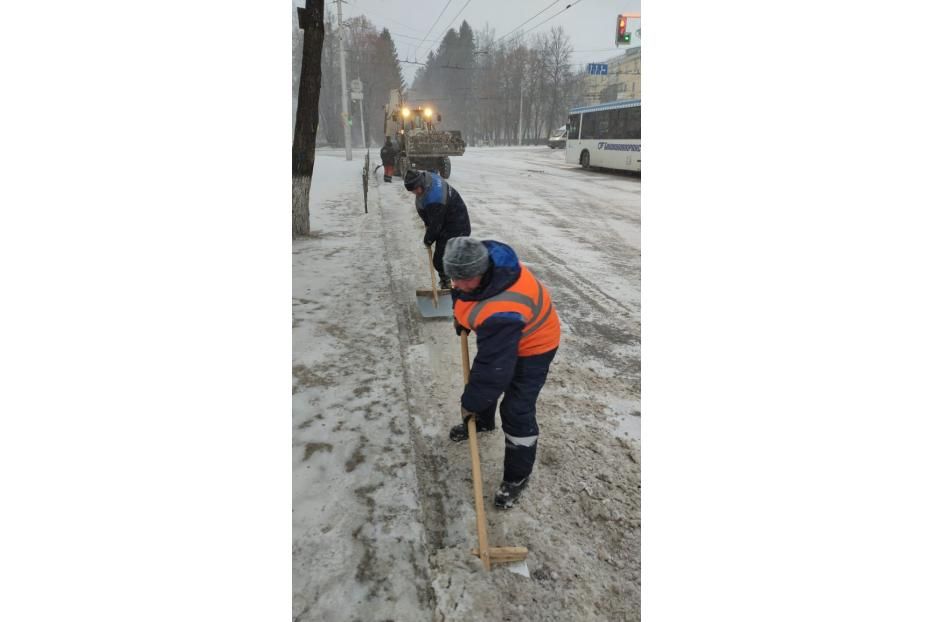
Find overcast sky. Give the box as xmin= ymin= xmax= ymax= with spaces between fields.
xmin=326 ymin=0 xmax=642 ymax=86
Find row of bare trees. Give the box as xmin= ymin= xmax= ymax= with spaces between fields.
xmin=409 ymin=24 xmax=584 ymax=146
xmin=293 ymin=13 xmax=588 ymax=149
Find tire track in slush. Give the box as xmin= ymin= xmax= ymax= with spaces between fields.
xmin=526 ymin=245 xmax=641 ymax=384
xmin=456 ymin=151 xmax=640 ymax=227
xmin=458 ymin=164 xmax=639 ymax=295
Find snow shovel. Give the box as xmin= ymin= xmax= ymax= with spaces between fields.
xmin=459 ymin=332 xmax=529 ymax=572
xmin=416 ymin=245 xmax=452 ymax=318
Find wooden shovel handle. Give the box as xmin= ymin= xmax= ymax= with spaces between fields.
xmin=468 ymin=417 xmax=491 ymax=570
xmin=460 ymin=332 xmax=470 ymax=385
xmin=460 ymin=333 xmax=490 ymax=570
xmin=426 ymin=245 xmax=438 ymax=307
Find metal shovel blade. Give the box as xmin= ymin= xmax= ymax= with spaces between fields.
xmin=415 ymin=288 xmax=453 ymax=317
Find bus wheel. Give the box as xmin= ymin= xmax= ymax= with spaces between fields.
xmin=580 ymin=150 xmax=590 ymax=169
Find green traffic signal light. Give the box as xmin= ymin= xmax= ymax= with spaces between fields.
xmin=616 ymin=15 xmax=631 ymax=45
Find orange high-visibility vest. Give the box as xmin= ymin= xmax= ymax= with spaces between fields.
xmin=454 ymin=264 xmax=560 ymax=356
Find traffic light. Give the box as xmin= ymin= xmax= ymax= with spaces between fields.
xmin=616 ymin=15 xmax=632 ymax=45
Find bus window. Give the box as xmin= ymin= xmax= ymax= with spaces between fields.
xmin=568 ymin=114 xmax=580 ymax=140
xmin=623 ymin=107 xmax=640 ymax=139
xmin=609 ymin=109 xmax=625 ymax=138
xmin=581 ymin=112 xmax=597 ymax=140
xmin=596 ymin=110 xmax=612 ymax=139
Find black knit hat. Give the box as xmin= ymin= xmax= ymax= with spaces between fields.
xmin=443 ymin=237 xmax=490 ymax=279
xmin=404 ymin=169 xmax=425 ymax=191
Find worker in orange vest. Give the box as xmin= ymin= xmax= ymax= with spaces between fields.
xmin=444 ymin=237 xmax=560 ymax=509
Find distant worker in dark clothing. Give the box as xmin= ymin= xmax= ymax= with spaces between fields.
xmin=444 ymin=237 xmax=561 ymax=509
xmin=379 ymin=137 xmax=397 ymax=182
xmin=404 ymin=168 xmax=471 ymax=290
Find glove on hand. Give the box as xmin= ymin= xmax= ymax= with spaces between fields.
xmin=453 ymin=318 xmax=471 ymax=336
xmin=461 ymin=407 xmax=477 ymax=424
xmin=423 ymin=236 xmax=433 ymax=247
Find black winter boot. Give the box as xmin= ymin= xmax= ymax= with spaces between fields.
xmin=494 ymin=477 xmax=529 ymax=510
xmin=449 ymin=420 xmax=495 ymax=442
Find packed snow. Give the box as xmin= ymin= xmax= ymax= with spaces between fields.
xmin=293 ymin=145 xmax=641 ymax=621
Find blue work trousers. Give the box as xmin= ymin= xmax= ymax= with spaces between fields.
xmin=474 ymin=347 xmax=558 ymax=482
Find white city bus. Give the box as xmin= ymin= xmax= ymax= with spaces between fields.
xmin=565 ymin=99 xmax=641 ymax=172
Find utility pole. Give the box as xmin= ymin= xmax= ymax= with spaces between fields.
xmin=336 ymin=0 xmax=352 ymax=160
xmin=351 ymin=78 xmax=366 ymax=147
xmin=518 ymin=82 xmax=524 ymax=146
xmin=358 ymin=95 xmax=366 ymax=147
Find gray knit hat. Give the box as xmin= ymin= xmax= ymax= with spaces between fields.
xmin=443 ymin=237 xmax=490 ymax=279
xmin=404 ymin=169 xmax=426 ymax=191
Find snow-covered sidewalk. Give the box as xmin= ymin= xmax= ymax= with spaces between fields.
xmin=292 ymin=151 xmax=433 ymax=620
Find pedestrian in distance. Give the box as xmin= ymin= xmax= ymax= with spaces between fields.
xmin=404 ymin=168 xmax=471 ymax=290
xmin=379 ymin=136 xmax=397 ymax=182
xmin=443 ymin=237 xmax=561 ymax=509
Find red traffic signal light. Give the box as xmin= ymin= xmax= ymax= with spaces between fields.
xmin=616 ymin=15 xmax=632 ymax=45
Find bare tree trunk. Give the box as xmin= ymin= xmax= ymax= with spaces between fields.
xmin=292 ymin=0 xmax=325 ymax=239
xmin=292 ymin=175 xmax=312 ymax=238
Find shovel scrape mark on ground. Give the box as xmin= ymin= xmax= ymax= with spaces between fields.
xmin=345 ymin=440 xmax=367 ymax=472
xmin=303 ymin=442 xmax=333 ymax=461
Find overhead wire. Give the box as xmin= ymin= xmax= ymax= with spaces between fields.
xmin=341 ymin=0 xmax=426 ymax=38
xmin=412 ymin=0 xmax=456 ymax=60
xmin=507 ymin=0 xmax=587 ymax=43
xmin=571 ymin=47 xmax=624 ymax=53
xmin=338 ymin=3 xmax=449 ymax=56
xmin=338 ymin=0 xmax=449 ymax=61
xmin=437 ymin=0 xmax=475 ymax=40
xmin=430 ymin=0 xmax=477 ymax=66
xmin=493 ymin=0 xmax=562 ymax=45
xmin=482 ymin=0 xmax=587 ymax=52
xmin=388 ymin=30 xmax=445 ymax=45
